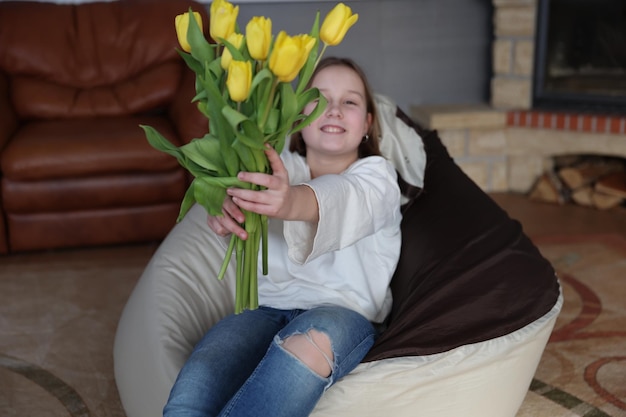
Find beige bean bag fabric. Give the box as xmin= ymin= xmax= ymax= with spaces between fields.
xmin=114 ymin=99 xmax=561 ymax=417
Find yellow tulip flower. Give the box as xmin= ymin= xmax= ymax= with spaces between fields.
xmin=221 ymin=32 xmax=244 ymax=70
xmin=226 ymin=60 xmax=252 ymax=102
xmin=174 ymin=11 xmax=203 ymax=53
xmin=269 ymin=31 xmax=316 ymax=83
xmin=210 ymin=0 xmax=239 ymax=43
xmin=320 ymin=3 xmax=358 ymax=46
xmin=246 ymin=16 xmax=272 ymax=61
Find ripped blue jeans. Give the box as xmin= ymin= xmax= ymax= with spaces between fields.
xmin=163 ymin=305 xmax=377 ymax=417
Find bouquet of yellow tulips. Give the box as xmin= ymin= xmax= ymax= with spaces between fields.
xmin=141 ymin=0 xmax=358 ymax=313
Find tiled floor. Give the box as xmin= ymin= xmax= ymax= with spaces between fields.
xmin=1 ymin=192 xmax=625 ymax=417
xmin=491 ymin=192 xmax=626 ymax=239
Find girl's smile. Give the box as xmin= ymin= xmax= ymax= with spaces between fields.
xmin=301 ymin=65 xmax=372 ymax=176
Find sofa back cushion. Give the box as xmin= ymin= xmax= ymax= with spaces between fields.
xmin=0 ymin=0 xmax=206 ymax=119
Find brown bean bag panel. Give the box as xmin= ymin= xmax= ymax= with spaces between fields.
xmin=365 ymin=109 xmax=560 ymax=361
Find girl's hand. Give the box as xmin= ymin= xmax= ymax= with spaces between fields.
xmin=207 ymin=195 xmax=248 ymax=240
xmin=227 ymin=146 xmax=319 ymax=222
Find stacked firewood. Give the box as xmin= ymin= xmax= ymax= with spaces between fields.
xmin=529 ymin=155 xmax=626 ymax=209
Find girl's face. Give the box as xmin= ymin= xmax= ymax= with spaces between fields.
xmin=301 ymin=65 xmax=372 ymax=166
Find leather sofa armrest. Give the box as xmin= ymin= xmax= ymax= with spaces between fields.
xmin=169 ymin=66 xmax=208 ymax=145
xmin=0 ymin=71 xmax=18 ymax=152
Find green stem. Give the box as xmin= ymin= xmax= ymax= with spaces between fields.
xmin=217 ymin=234 xmax=237 ymax=280
xmin=261 ymin=214 xmax=268 ymax=275
xmin=314 ymin=43 xmax=328 ymax=68
xmin=235 ymin=236 xmax=244 ymax=313
xmin=242 ymin=227 xmax=254 ymax=310
xmin=251 ymin=227 xmax=259 ymax=309
xmin=259 ymin=78 xmax=279 ymax=131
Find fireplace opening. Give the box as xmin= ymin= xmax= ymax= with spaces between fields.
xmin=532 ymin=0 xmax=626 ymax=114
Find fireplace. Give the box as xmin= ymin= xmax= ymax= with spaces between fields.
xmin=411 ymin=0 xmax=626 ymax=194
xmin=532 ymin=0 xmax=626 ymax=114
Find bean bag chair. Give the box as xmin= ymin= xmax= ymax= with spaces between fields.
xmin=113 ymin=96 xmax=561 ymax=417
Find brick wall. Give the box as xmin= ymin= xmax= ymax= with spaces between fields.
xmin=411 ymin=0 xmax=626 ymax=193
xmin=491 ymin=0 xmax=536 ymax=110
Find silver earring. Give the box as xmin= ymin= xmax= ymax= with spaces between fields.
xmin=362 ymin=134 xmax=369 ymax=143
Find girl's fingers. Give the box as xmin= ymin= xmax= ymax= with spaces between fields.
xmin=222 ymin=195 xmax=245 ymax=224
xmin=207 ymin=197 xmax=248 ymax=239
xmin=226 ymin=145 xmax=291 ymax=218
xmin=264 ymin=144 xmax=287 ymax=176
xmin=218 ymin=211 xmax=247 ymax=240
xmin=236 ymin=145 xmax=287 ymax=189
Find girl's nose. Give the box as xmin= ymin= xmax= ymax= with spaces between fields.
xmin=325 ymin=102 xmax=342 ymax=118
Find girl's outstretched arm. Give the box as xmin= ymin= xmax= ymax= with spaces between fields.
xmin=227 ymin=145 xmax=319 ymax=223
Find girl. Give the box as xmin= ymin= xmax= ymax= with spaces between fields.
xmin=163 ymin=57 xmax=402 ymax=417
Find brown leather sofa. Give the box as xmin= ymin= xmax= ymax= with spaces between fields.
xmin=0 ymin=0 xmax=210 ymax=254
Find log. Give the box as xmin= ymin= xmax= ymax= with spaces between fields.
xmin=528 ymin=172 xmax=567 ymax=204
xmin=595 ymin=171 xmax=626 ymax=199
xmin=570 ymin=185 xmax=594 ymax=207
xmin=557 ymin=158 xmax=624 ymax=190
xmin=591 ymin=191 xmax=623 ymax=210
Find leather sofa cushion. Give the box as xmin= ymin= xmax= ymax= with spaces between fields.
xmin=1 ymin=116 xmax=181 ymax=181
xmin=0 ymin=1 xmax=191 ymax=119
xmin=3 ymin=170 xmax=186 ymax=213
xmin=7 ymin=204 xmax=182 ymax=252
xmin=12 ymin=62 xmax=182 ymax=119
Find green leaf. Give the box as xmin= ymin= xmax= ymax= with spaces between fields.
xmin=207 ymin=58 xmax=224 ymax=82
xmin=221 ymin=107 xmax=265 ymax=151
xmin=141 ymin=124 xmax=218 ymax=177
xmin=187 ymin=7 xmax=215 ymax=64
xmin=197 ymin=68 xmax=234 ymax=142
xmin=193 ymin=89 xmax=208 ymax=104
xmin=222 ymin=106 xmax=249 ymax=129
xmin=250 ymin=68 xmax=274 ymax=97
xmin=200 ymin=175 xmax=248 ymax=188
xmin=290 ymin=93 xmax=327 ymax=135
xmin=279 ymin=82 xmax=298 ymax=126
xmin=295 ymin=11 xmax=321 ymax=95
xmin=296 ymin=87 xmax=324 ymax=113
xmin=232 ymin=139 xmax=257 ymax=172
xmin=196 ymin=101 xmax=210 ymax=118
xmin=220 ymin=137 xmax=240 ymax=177
xmin=180 ymin=136 xmax=227 ymax=175
xmin=199 ymin=66 xmax=228 ymax=110
xmin=177 ymin=184 xmax=197 ymax=222
xmin=263 ymin=108 xmax=279 ymax=134
xmin=184 ymin=157 xmax=219 ymax=178
xmin=142 ymin=124 xmax=202 ymax=172
xmin=222 ymin=37 xmax=247 ymax=62
xmin=177 ymin=49 xmax=203 ymax=76
xmin=193 ymin=177 xmax=227 ymax=216
xmin=238 ymin=122 xmax=265 ymax=150
xmin=253 ymin=147 xmax=268 ymax=173
xmin=239 ymin=99 xmax=256 ymax=121
xmin=141 ymin=125 xmax=181 ymax=156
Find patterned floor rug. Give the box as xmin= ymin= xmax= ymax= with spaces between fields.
xmin=518 ymin=234 xmax=626 ymax=417
xmin=0 ymin=234 xmax=624 ymax=417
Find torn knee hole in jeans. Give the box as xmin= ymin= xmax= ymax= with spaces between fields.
xmin=280 ymin=330 xmax=334 ymax=378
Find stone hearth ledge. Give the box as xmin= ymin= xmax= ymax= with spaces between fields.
xmin=410 ymin=104 xmax=626 ymax=193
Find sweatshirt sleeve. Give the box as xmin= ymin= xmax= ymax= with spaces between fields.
xmin=284 ymin=156 xmax=400 ymax=264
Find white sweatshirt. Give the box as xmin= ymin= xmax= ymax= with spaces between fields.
xmin=258 ymin=151 xmax=402 ymax=323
